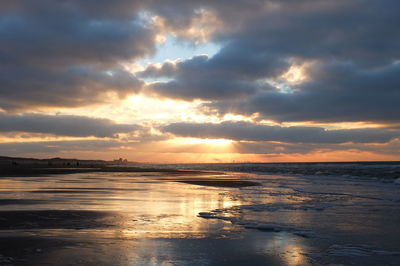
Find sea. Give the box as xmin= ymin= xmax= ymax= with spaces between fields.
xmin=0 ymin=162 xmax=399 ymax=265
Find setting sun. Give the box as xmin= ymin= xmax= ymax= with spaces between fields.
xmin=1 ymin=1 xmax=400 ymax=266
xmin=0 ymin=1 xmax=399 ymax=164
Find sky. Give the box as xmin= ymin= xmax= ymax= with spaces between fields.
xmin=0 ymin=0 xmax=400 ymax=163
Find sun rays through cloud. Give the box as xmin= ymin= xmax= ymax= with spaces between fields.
xmin=0 ymin=0 xmax=399 ymax=162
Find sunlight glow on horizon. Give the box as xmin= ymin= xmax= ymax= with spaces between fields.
xmin=1 ymin=1 xmax=399 ymax=163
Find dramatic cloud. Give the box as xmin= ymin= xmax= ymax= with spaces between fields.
xmin=0 ymin=114 xmax=141 ymax=137
xmin=0 ymin=15 xmax=154 ymax=67
xmin=3 ymin=0 xmax=399 ymax=114
xmin=0 ymin=66 xmax=144 ymax=110
xmin=142 ymin=55 xmax=265 ymax=100
xmin=0 ymin=140 xmax=123 ymax=155
xmin=1 ymin=0 xmax=399 ymax=161
xmin=163 ymin=121 xmax=400 ymax=144
xmin=0 ymin=0 xmax=260 ymax=110
xmin=0 ymin=1 xmax=153 ymax=110
xmin=141 ymin=0 xmax=400 ymax=123
xmin=207 ymin=61 xmax=400 ymax=123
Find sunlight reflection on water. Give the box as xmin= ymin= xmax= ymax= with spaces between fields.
xmin=2 ymin=170 xmax=399 ymax=265
xmin=0 ymin=171 xmax=313 ymax=265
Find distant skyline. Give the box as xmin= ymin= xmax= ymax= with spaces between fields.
xmin=1 ymin=1 xmax=400 ymax=163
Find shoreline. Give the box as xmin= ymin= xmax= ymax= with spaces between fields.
xmin=0 ymin=165 xmax=262 ymax=188
xmin=0 ymin=165 xmax=212 ymax=178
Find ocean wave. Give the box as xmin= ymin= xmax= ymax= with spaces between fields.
xmin=148 ymin=162 xmax=400 ymax=181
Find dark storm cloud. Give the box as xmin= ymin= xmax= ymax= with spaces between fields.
xmin=143 ymin=0 xmax=400 ymax=123
xmin=0 ymin=15 xmax=154 ymax=67
xmin=0 ymin=1 xmax=144 ymax=21
xmin=140 ymin=61 xmax=177 ymax=77
xmin=148 ymin=73 xmax=262 ymax=100
xmin=222 ymin=0 xmax=400 ymax=67
xmin=0 ymin=66 xmax=143 ymax=110
xmin=141 ymin=55 xmax=273 ymax=100
xmin=0 ymin=114 xmax=141 ymax=137
xmin=0 ymin=0 xmax=152 ymax=110
xmin=207 ymin=61 xmax=400 ymax=123
xmin=1 ymin=0 xmax=400 ymax=125
xmin=163 ymin=121 xmax=400 ymax=144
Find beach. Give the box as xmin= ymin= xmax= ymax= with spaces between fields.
xmin=2 ymin=1 xmax=400 ymax=265
xmin=1 ymin=163 xmax=400 ymax=265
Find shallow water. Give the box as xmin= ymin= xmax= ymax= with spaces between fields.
xmin=0 ymin=169 xmax=399 ymax=265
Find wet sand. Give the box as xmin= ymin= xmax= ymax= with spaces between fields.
xmin=0 ymin=210 xmax=117 ymax=230
xmin=0 ymin=169 xmax=286 ymax=265
xmin=176 ymin=179 xmax=261 ymax=187
xmin=0 ymin=165 xmax=207 ymax=177
xmin=1 ymin=167 xmax=399 ymax=265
